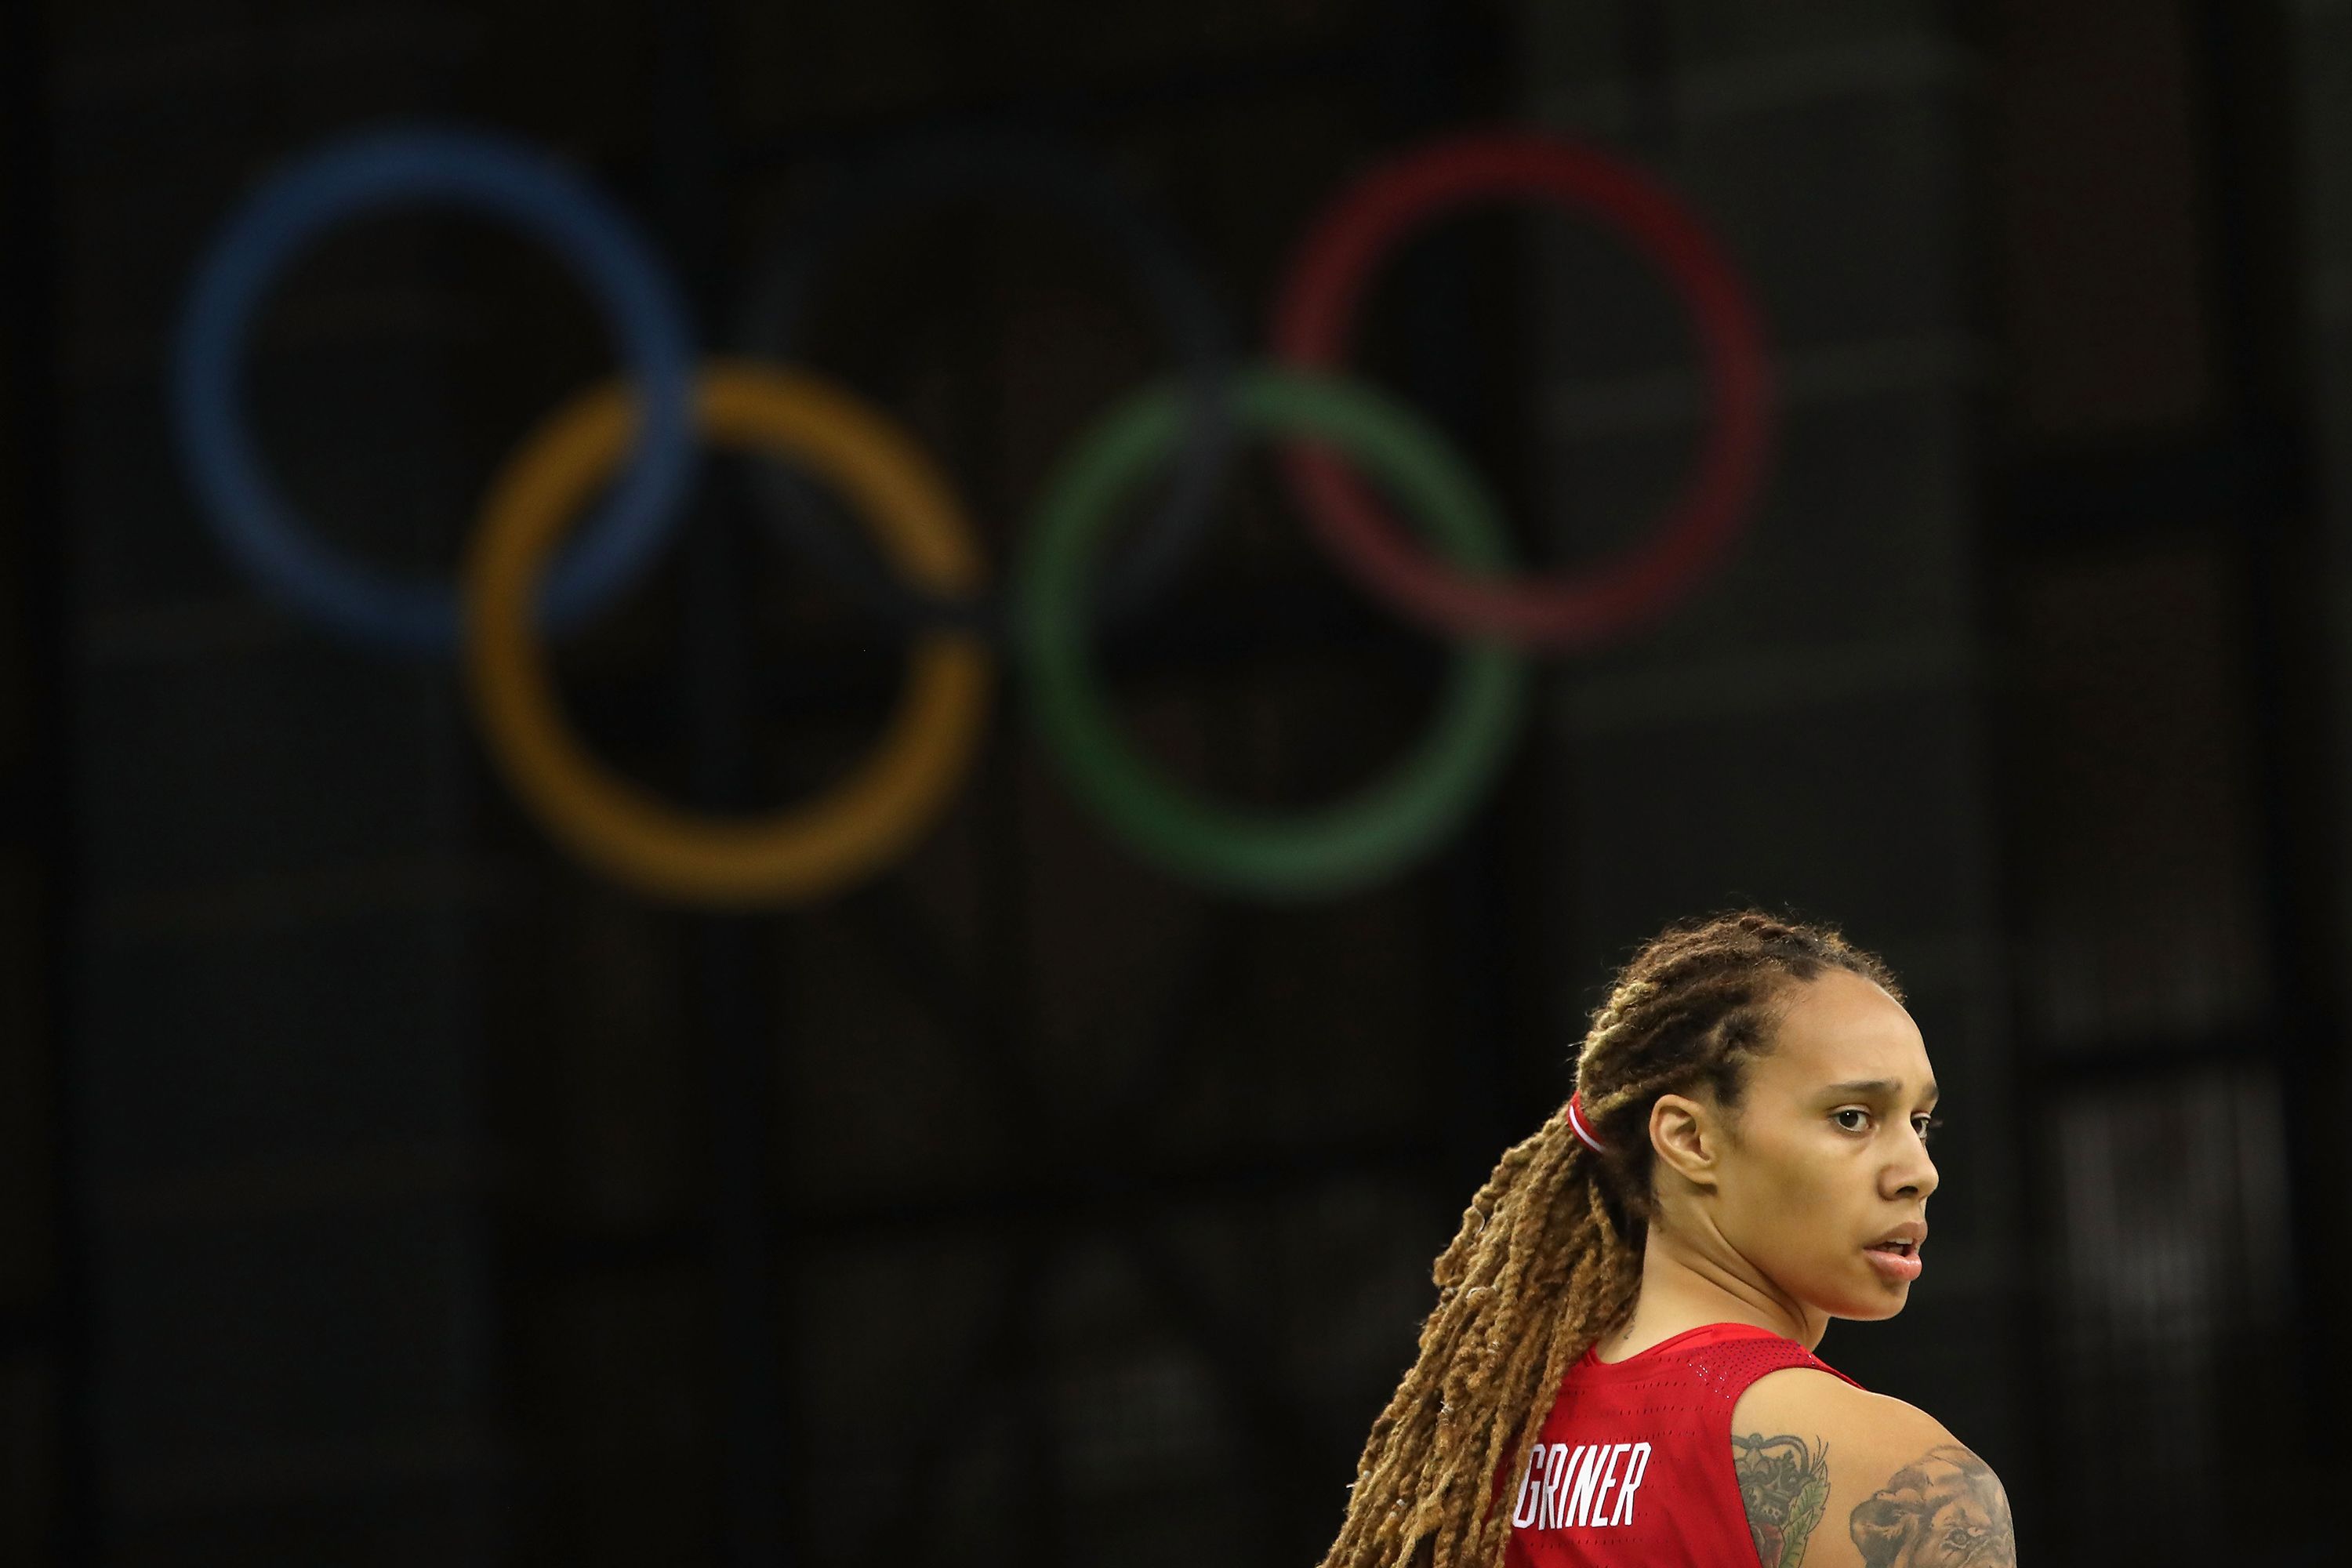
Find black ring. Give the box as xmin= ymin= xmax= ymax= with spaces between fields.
xmin=733 ymin=130 xmax=1239 ymax=637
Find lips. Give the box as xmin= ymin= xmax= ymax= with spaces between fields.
xmin=1864 ymin=1222 xmax=1926 ymax=1283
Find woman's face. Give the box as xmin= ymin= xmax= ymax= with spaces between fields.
xmin=1697 ymin=969 xmax=1941 ymax=1321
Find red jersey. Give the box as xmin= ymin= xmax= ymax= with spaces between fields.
xmin=1502 ymin=1323 xmax=1859 ymax=1568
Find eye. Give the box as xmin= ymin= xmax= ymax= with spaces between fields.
xmin=1912 ymin=1114 xmax=1943 ymax=1143
xmin=1832 ymin=1109 xmax=1872 ymax=1133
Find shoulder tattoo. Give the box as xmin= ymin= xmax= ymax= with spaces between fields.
xmin=1848 ymin=1443 xmax=2016 ymax=1567
xmin=1732 ymin=1432 xmax=1833 ymax=1568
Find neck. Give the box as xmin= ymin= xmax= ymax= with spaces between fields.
xmin=1596 ymin=1217 xmax=1826 ymax=1359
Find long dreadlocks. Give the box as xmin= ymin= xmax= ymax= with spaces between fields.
xmin=1318 ymin=910 xmax=1903 ymax=1568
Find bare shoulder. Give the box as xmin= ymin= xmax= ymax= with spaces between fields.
xmin=1729 ymin=1367 xmax=2016 ymax=1568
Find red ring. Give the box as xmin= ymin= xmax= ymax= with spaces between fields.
xmin=1271 ymin=130 xmax=1773 ymax=650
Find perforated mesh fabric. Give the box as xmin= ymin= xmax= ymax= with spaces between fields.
xmin=1685 ymin=1330 xmax=1857 ymax=1403
xmin=1501 ymin=1324 xmax=1857 ymax=1568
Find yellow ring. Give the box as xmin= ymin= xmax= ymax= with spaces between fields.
xmin=462 ymin=361 xmax=993 ymax=905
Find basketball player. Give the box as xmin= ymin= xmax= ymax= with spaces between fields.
xmin=1318 ymin=913 xmax=2015 ymax=1567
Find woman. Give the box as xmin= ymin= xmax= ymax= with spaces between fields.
xmin=1320 ymin=913 xmax=2015 ymax=1568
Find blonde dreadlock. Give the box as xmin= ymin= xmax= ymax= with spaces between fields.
xmin=1319 ymin=910 xmax=1902 ymax=1568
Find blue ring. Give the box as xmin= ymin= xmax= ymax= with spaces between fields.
xmin=172 ymin=125 xmax=697 ymax=653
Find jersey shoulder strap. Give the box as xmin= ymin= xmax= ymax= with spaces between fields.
xmin=1667 ymin=1324 xmax=1863 ymax=1410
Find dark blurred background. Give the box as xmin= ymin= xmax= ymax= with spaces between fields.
xmin=2 ymin=0 xmax=2347 ymax=1564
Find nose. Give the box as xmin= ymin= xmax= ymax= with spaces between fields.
xmin=1887 ymin=1125 xmax=1939 ymax=1203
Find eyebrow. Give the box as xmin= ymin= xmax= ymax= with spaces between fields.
xmin=1824 ymin=1079 xmax=1940 ymax=1101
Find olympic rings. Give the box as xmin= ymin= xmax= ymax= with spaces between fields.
xmin=463 ymin=362 xmax=992 ymax=906
xmin=735 ymin=131 xmax=1238 ymax=637
xmin=175 ymin=126 xmax=698 ymax=653
xmin=175 ymin=121 xmax=1771 ymax=903
xmin=1272 ymin=130 xmax=1773 ymax=649
xmin=1015 ymin=367 xmax=1527 ymax=899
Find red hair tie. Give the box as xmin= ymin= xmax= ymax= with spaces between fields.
xmin=1565 ymin=1091 xmax=1609 ymax=1154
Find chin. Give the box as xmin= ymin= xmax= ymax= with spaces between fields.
xmin=1811 ymin=1266 xmax=1915 ymax=1322
xmin=1829 ymin=1287 xmax=1911 ymax=1323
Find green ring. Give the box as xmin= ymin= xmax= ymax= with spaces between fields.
xmin=1015 ymin=366 xmax=1528 ymax=898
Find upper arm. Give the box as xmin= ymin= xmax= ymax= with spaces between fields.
xmin=1730 ymin=1369 xmax=2016 ymax=1568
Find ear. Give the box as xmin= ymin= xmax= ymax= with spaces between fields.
xmin=1649 ymin=1093 xmax=1723 ymax=1191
